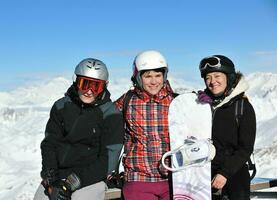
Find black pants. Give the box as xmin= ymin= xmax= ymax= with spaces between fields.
xmin=212 ymin=165 xmax=250 ymax=200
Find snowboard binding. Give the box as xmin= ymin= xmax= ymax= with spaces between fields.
xmin=162 ymin=137 xmax=216 ymax=172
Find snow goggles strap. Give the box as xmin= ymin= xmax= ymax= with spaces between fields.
xmin=76 ymin=76 xmax=106 ymax=96
xmin=199 ymin=56 xmax=222 ymax=71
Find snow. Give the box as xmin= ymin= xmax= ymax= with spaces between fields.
xmin=0 ymin=72 xmax=276 ymax=200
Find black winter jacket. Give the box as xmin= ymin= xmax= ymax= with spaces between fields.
xmin=40 ymin=85 xmax=124 ymax=188
xmin=210 ymin=76 xmax=256 ymax=180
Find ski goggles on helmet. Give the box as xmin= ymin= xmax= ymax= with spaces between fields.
xmin=199 ymin=56 xmax=222 ymax=71
xmin=76 ymin=76 xmax=106 ymax=96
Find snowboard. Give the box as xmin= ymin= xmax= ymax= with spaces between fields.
xmin=167 ymin=92 xmax=213 ymax=200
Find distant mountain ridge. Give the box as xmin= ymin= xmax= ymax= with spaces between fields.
xmin=0 ymin=72 xmax=276 ymax=200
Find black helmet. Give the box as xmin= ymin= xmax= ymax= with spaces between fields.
xmin=199 ymin=55 xmax=237 ymax=93
xmin=199 ymin=55 xmax=235 ymax=78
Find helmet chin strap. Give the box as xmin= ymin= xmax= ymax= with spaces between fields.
xmin=213 ymin=91 xmax=225 ymax=98
xmin=132 ymin=68 xmax=168 ymax=90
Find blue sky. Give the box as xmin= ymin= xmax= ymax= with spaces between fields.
xmin=0 ymin=0 xmax=277 ymax=91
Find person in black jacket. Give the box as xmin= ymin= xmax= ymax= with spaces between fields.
xmin=33 ymin=58 xmax=124 ymax=200
xmin=197 ymin=55 xmax=256 ymax=200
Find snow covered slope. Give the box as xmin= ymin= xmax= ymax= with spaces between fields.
xmin=0 ymin=73 xmax=276 ymax=200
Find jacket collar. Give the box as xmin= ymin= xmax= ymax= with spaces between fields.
xmin=213 ymin=75 xmax=249 ymax=109
xmin=134 ymin=81 xmax=173 ymax=103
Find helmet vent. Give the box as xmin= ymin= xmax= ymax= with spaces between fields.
xmin=74 ymin=58 xmax=109 ymax=81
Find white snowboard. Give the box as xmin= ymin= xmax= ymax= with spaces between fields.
xmin=168 ymin=92 xmax=212 ymax=200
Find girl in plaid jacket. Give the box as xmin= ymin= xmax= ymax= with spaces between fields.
xmin=115 ymin=50 xmax=176 ymax=200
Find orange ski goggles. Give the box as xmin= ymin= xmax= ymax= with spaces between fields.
xmin=76 ymin=76 xmax=106 ymax=96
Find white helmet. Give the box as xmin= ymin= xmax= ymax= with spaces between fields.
xmin=73 ymin=58 xmax=109 ymax=82
xmin=132 ymin=50 xmax=168 ymax=88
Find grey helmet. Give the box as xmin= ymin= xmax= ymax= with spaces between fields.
xmin=73 ymin=58 xmax=109 ymax=82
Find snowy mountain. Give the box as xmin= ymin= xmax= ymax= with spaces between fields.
xmin=0 ymin=72 xmax=276 ymax=200
xmin=245 ymin=73 xmax=277 ymax=181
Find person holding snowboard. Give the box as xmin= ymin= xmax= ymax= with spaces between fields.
xmin=114 ymin=50 xmax=176 ymax=200
xmin=33 ymin=58 xmax=124 ymax=200
xmin=197 ymin=55 xmax=256 ymax=200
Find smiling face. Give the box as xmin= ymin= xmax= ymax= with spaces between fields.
xmin=141 ymin=70 xmax=164 ymax=95
xmin=205 ymin=72 xmax=227 ymax=95
xmin=78 ymin=89 xmax=96 ymax=104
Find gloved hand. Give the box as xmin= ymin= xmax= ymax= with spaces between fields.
xmin=42 ymin=169 xmax=59 ymax=185
xmin=41 ymin=169 xmax=59 ymax=196
xmin=197 ymin=90 xmax=213 ymax=104
xmin=48 ymin=180 xmax=72 ymax=200
xmin=106 ymin=171 xmax=124 ymax=189
xmin=44 ymin=173 xmax=81 ymax=200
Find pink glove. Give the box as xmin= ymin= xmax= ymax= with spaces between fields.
xmin=197 ymin=90 xmax=212 ymax=104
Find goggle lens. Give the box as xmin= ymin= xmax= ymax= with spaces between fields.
xmin=76 ymin=76 xmax=105 ymax=96
xmin=199 ymin=56 xmax=221 ymax=70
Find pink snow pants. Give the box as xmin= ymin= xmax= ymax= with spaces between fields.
xmin=123 ymin=181 xmax=170 ymax=200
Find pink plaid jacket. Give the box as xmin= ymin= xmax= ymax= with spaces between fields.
xmin=115 ymin=83 xmax=175 ymax=182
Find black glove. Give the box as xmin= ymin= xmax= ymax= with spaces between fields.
xmin=42 ymin=169 xmax=59 ymax=185
xmin=106 ymin=171 xmax=124 ymax=189
xmin=48 ymin=173 xmax=81 ymax=200
xmin=49 ymin=181 xmax=72 ymax=200
xmin=41 ymin=169 xmax=59 ymax=196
